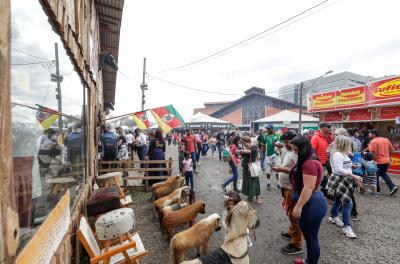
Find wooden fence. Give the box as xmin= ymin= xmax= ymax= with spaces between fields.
xmin=98 ymin=157 xmax=173 ymax=191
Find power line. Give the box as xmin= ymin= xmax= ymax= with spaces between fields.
xmin=12 ymin=48 xmax=52 ymax=62
xmin=11 ymin=61 xmax=55 ymax=66
xmin=151 ymin=0 xmax=330 ymax=74
xmin=148 ymin=74 xmax=241 ymax=96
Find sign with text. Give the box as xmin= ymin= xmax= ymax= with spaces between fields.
xmin=310 ymin=91 xmax=336 ymax=111
xmin=348 ymin=108 xmax=372 ymax=121
xmin=388 ymin=152 xmax=400 ymax=175
xmin=16 ymin=191 xmax=71 ymax=264
xmin=379 ymin=105 xmax=400 ymax=120
xmin=367 ymin=77 xmax=400 ymax=106
xmin=336 ymin=86 xmax=365 ymax=108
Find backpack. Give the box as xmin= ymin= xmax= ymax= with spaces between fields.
xmin=351 ymin=152 xmax=363 ymax=176
xmin=364 ymin=160 xmax=378 ymax=176
xmin=103 ymin=132 xmax=117 ymax=150
xmin=222 ymin=147 xmax=231 ymax=162
xmin=67 ymin=132 xmax=82 ymax=160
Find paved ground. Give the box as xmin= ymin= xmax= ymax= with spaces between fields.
xmin=130 ymin=145 xmax=400 ymax=264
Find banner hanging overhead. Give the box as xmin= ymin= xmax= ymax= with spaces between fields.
xmin=35 ymin=104 xmax=60 ymax=129
xmin=150 ymin=105 xmax=185 ymax=133
xmin=131 ymin=111 xmax=149 ymax=129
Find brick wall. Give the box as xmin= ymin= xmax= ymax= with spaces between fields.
xmin=219 ymin=108 xmax=242 ymax=125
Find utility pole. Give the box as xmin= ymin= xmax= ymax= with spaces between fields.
xmin=140 ymin=57 xmax=148 ymax=111
xmin=52 ymin=42 xmax=63 ymax=131
xmin=298 ymin=82 xmax=304 ymax=133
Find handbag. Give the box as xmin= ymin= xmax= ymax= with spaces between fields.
xmin=249 ymin=148 xmax=262 ymax=177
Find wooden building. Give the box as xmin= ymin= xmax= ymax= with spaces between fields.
xmin=0 ymin=0 xmax=124 ymax=263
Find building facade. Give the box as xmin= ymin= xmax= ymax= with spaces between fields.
xmin=194 ymin=87 xmax=302 ymax=128
xmin=0 ymin=0 xmax=124 ymax=263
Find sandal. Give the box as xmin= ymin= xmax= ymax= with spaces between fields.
xmin=256 ymin=199 xmax=262 ymax=204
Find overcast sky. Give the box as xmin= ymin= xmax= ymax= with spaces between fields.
xmin=114 ymin=0 xmax=400 ymax=119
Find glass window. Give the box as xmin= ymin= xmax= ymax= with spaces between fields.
xmin=11 ymin=0 xmax=88 ymax=253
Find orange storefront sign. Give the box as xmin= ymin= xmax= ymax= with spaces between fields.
xmin=336 ymin=86 xmax=365 ymax=108
xmin=388 ymin=152 xmax=400 ymax=175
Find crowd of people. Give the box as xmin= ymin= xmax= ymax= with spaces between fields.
xmin=175 ymin=124 xmax=398 ymax=264
xmin=97 ymin=122 xmax=398 ymax=263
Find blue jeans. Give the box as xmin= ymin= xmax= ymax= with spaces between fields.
xmin=376 ymin=163 xmax=396 ymax=192
xmin=260 ymin=151 xmax=266 ymax=170
xmin=224 ymin=160 xmax=238 ymax=191
xmin=185 ymin=171 xmax=194 ymax=190
xmin=292 ymin=191 xmax=327 ymax=264
xmin=217 ymin=145 xmax=223 ymax=161
xmin=331 ymin=196 xmax=352 ymax=227
xmin=190 ymin=152 xmax=197 ymax=170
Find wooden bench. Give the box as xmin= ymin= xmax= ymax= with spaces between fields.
xmin=98 ymin=158 xmax=173 ymax=191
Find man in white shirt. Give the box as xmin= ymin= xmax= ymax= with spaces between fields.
xmin=126 ymin=130 xmax=134 ymax=157
xmin=272 ymin=131 xmax=302 ymax=255
xmin=133 ymin=129 xmax=148 ymax=166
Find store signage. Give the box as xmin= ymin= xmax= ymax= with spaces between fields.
xmin=336 ymin=86 xmax=365 ymax=108
xmin=379 ymin=106 xmax=400 ymax=120
xmin=16 ymin=191 xmax=71 ymax=264
xmin=367 ymin=77 xmax=400 ymax=106
xmin=388 ymin=153 xmax=400 ymax=175
xmin=323 ymin=111 xmax=342 ymax=122
xmin=348 ymin=108 xmax=372 ymax=121
xmin=310 ymin=91 xmax=335 ymax=111
xmin=396 ymin=117 xmax=400 ymax=124
xmin=308 ymin=76 xmax=400 ymax=112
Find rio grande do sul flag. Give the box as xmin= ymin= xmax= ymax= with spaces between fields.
xmin=36 ymin=104 xmax=60 ymax=129
xmin=131 ymin=111 xmax=149 ymax=129
xmin=151 ymin=105 xmax=185 ymax=129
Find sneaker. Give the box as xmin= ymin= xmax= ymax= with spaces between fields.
xmin=280 ymin=232 xmax=292 ymax=240
xmin=221 ymin=184 xmax=226 ymax=192
xmin=281 ymin=243 xmax=303 ymax=255
xmin=343 ymin=226 xmax=357 ymax=239
xmin=328 ymin=216 xmax=344 ymax=227
xmin=389 ymin=186 xmax=398 ymax=195
xmin=194 ymin=170 xmax=199 ymax=174
xmin=350 ymin=215 xmax=358 ymax=221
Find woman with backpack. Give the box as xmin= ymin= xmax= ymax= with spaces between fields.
xmin=221 ymin=136 xmax=241 ymax=192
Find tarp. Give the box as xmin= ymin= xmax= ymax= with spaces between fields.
xmin=253 ymin=110 xmax=319 ymax=123
xmin=186 ymin=112 xmax=229 ymax=124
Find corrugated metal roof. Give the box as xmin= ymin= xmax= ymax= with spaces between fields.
xmin=95 ymin=0 xmax=125 ymax=105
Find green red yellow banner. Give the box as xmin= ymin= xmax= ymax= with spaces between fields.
xmin=131 ymin=111 xmax=149 ymax=129
xmin=35 ymin=104 xmax=60 ymax=129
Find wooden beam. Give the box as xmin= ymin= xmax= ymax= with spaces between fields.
xmin=0 ymin=0 xmax=19 ymax=262
xmin=95 ymin=2 xmax=123 ymax=12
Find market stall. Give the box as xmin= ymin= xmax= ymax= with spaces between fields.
xmin=252 ymin=110 xmax=319 ymax=132
xmin=185 ymin=112 xmax=232 ymax=132
xmin=308 ymin=76 xmax=400 ymax=175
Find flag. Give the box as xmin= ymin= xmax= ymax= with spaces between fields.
xmin=131 ymin=111 xmax=149 ymax=129
xmin=150 ymin=109 xmax=172 ymax=133
xmin=36 ymin=104 xmax=60 ymax=129
xmin=151 ymin=105 xmax=185 ymax=129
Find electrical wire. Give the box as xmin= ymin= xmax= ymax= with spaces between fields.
xmin=151 ymin=0 xmax=330 ymax=74
xmin=11 ymin=61 xmax=55 ymax=66
xmin=12 ymin=48 xmax=53 ymax=62
xmin=148 ymin=74 xmax=241 ymax=96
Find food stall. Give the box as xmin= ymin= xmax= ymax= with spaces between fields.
xmin=308 ymin=76 xmax=400 ymax=175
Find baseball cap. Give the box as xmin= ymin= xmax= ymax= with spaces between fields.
xmin=266 ymin=124 xmax=274 ymax=129
xmin=319 ymin=122 xmax=331 ymax=128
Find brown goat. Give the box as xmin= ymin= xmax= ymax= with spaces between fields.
xmin=169 ymin=213 xmax=221 ymax=264
xmin=154 ymin=186 xmax=190 ymax=217
xmin=163 ymin=201 xmax=206 ymax=241
xmin=153 ymin=176 xmax=184 ymax=199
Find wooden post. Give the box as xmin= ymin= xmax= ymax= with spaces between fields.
xmin=168 ymin=157 xmax=173 ymax=176
xmin=0 ymin=0 xmax=19 ymax=261
xmin=144 ymin=157 xmax=149 ymax=192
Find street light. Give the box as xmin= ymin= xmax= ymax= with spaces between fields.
xmin=298 ymin=70 xmax=333 ymax=132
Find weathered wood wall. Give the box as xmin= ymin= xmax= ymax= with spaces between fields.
xmin=0 ymin=0 xmax=20 ymax=262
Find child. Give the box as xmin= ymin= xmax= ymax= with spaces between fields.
xmin=362 ymin=152 xmax=378 ymax=197
xmin=222 ymin=191 xmax=258 ymax=247
xmin=182 ymin=151 xmax=194 ymax=190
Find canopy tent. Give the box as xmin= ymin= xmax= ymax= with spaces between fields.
xmin=252 ymin=110 xmax=319 ymax=131
xmin=185 ymin=112 xmax=231 ymax=131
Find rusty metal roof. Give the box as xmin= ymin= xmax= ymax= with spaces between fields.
xmin=95 ymin=0 xmax=124 ymax=105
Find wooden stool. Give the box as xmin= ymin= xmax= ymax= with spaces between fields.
xmin=46 ymin=178 xmax=77 ymax=195
xmin=95 ymin=208 xmax=135 ymax=241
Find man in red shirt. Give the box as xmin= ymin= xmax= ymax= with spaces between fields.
xmin=182 ymin=129 xmax=199 ymax=174
xmin=368 ymin=129 xmax=398 ymax=195
xmin=310 ymin=123 xmax=333 ymax=167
